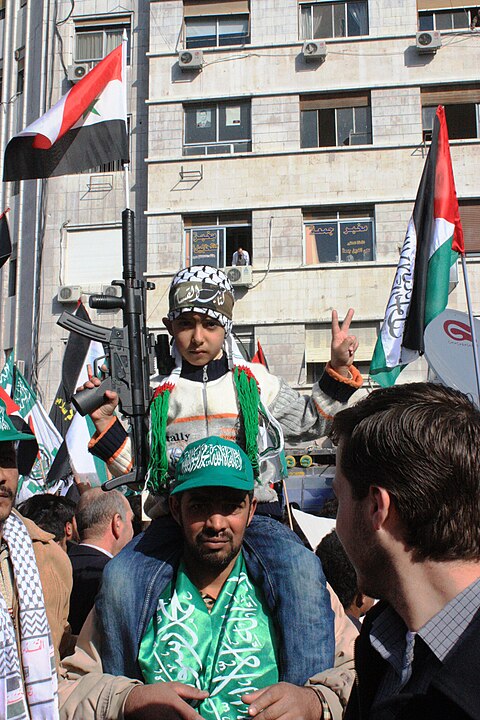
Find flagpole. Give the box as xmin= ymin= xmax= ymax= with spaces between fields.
xmin=124 ymin=162 xmax=131 ymax=210
xmin=461 ymin=254 xmax=480 ymax=405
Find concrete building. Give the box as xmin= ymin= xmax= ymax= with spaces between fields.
xmin=0 ymin=0 xmax=479 ymax=408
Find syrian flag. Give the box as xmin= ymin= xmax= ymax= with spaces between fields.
xmin=0 ymin=211 xmax=12 ymax=269
xmin=3 ymin=41 xmax=128 ymax=181
xmin=370 ymin=106 xmax=464 ymax=386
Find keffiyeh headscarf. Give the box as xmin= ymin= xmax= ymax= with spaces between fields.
xmin=167 ymin=265 xmax=235 ymax=337
xmin=0 ymin=512 xmax=59 ymax=720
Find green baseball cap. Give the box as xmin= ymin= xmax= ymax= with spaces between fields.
xmin=171 ymin=436 xmax=254 ymax=496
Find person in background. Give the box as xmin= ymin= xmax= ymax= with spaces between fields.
xmin=232 ymin=246 xmax=250 ymax=266
xmin=316 ymin=529 xmax=375 ymax=631
xmin=68 ymin=487 xmax=134 ymax=634
xmin=18 ymin=493 xmax=78 ymax=552
xmin=0 ymin=419 xmax=72 ymax=716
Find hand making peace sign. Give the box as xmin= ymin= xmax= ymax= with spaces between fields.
xmin=330 ymin=308 xmax=359 ymax=377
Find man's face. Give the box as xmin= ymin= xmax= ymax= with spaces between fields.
xmin=170 ymin=487 xmax=256 ymax=571
xmin=0 ymin=442 xmax=19 ymax=527
xmin=333 ymin=442 xmax=384 ymax=599
xmin=164 ymin=312 xmax=226 ymax=366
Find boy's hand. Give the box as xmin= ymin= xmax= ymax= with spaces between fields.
xmin=76 ymin=364 xmax=119 ymax=434
xmin=330 ymin=308 xmax=358 ymax=378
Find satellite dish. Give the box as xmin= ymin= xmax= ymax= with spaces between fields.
xmin=424 ymin=309 xmax=480 ymax=403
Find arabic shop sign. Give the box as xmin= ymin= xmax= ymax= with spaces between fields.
xmin=191 ymin=228 xmax=221 ymax=266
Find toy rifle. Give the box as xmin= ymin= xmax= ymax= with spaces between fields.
xmin=57 ymin=209 xmax=155 ymax=491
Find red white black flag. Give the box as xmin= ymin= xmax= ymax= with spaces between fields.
xmin=3 ymin=42 xmax=128 ymax=181
xmin=0 ymin=211 xmax=12 ymax=268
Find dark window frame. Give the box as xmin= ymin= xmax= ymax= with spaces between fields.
xmin=304 ymin=207 xmax=375 ymax=264
xmin=74 ymin=16 xmax=132 ymax=65
xmin=299 ymin=1 xmax=369 ymax=40
xmin=183 ymin=100 xmax=252 ymax=156
xmin=185 ymin=13 xmax=250 ymax=48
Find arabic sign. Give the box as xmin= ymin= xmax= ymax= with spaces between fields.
xmin=191 ymin=228 xmax=221 ymax=266
xmin=340 ymin=221 xmax=373 ymax=262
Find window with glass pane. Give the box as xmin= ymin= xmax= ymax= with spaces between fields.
xmin=185 ymin=216 xmax=252 ymax=268
xmin=184 ymin=101 xmax=251 ymax=155
xmin=304 ymin=209 xmax=375 ymax=264
xmin=418 ymin=7 xmax=471 ymax=31
xmin=75 ymin=22 xmax=131 ymax=64
xmin=301 ymin=99 xmax=372 ymax=148
xmin=299 ymin=1 xmax=368 ymax=39
xmin=423 ymin=103 xmax=478 ymax=140
xmin=185 ymin=14 xmax=249 ymax=48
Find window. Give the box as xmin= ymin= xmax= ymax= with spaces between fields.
xmin=8 ymin=252 xmax=16 ymax=297
xmin=233 ymin=326 xmax=255 ymax=360
xmin=305 ymin=321 xmax=379 ymax=383
xmin=75 ymin=15 xmax=132 ymax=65
xmin=299 ymin=1 xmax=368 ymax=39
xmin=65 ymin=227 xmax=122 ymax=285
xmin=421 ymin=85 xmax=480 ymax=140
xmin=304 ymin=207 xmax=375 ymax=263
xmin=16 ymin=47 xmax=24 ymax=95
xmin=459 ymin=200 xmax=480 ymax=253
xmin=183 ymin=100 xmax=251 ymax=155
xmin=301 ymin=92 xmax=372 ymax=147
xmin=184 ymin=213 xmax=252 ymax=268
xmin=418 ymin=5 xmax=476 ymax=31
xmin=184 ymin=0 xmax=250 ymax=48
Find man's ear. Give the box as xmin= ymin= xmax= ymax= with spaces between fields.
xmin=169 ymin=494 xmax=182 ymax=526
xmin=368 ymin=486 xmax=391 ymax=531
xmin=112 ymin=513 xmax=122 ymax=540
xmin=163 ymin=317 xmax=173 ymax=336
xmin=247 ymin=497 xmax=257 ymax=526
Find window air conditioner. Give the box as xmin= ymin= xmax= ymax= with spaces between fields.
xmin=415 ymin=31 xmax=441 ymax=53
xmin=178 ymin=49 xmax=204 ymax=70
xmin=101 ymin=284 xmax=123 ymax=298
xmin=302 ymin=40 xmax=327 ymax=61
xmin=67 ymin=63 xmax=90 ymax=83
xmin=58 ymin=285 xmax=82 ymax=303
xmin=226 ymin=266 xmax=253 ymax=287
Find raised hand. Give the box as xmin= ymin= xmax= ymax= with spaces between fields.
xmin=330 ymin=308 xmax=359 ymax=377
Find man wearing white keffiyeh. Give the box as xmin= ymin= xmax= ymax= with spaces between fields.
xmin=0 ymin=417 xmax=62 ymax=720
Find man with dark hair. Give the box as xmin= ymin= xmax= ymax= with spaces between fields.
xmin=331 ymin=382 xmax=480 ymax=719
xmin=316 ymin=530 xmax=374 ymax=631
xmin=18 ymin=494 xmax=78 ymax=551
xmin=68 ymin=487 xmax=133 ymax=633
xmin=60 ymin=437 xmax=357 ymax=720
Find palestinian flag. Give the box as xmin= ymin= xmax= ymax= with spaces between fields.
xmin=251 ymin=340 xmax=269 ymax=369
xmin=370 ymin=105 xmax=464 ymax=387
xmin=0 ymin=211 xmax=12 ymax=269
xmin=3 ymin=41 xmax=128 ymax=181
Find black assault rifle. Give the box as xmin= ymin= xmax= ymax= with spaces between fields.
xmin=57 ymin=209 xmax=156 ymax=491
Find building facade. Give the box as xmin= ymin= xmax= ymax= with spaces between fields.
xmin=0 ymin=0 xmax=479 ymax=407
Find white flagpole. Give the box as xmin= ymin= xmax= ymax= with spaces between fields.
xmin=124 ymin=162 xmax=130 ymax=210
xmin=461 ymin=254 xmax=480 ymax=404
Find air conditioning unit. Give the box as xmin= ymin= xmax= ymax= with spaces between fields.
xmin=226 ymin=266 xmax=253 ymax=287
xmin=178 ymin=49 xmax=204 ymax=70
xmin=101 ymin=284 xmax=123 ymax=298
xmin=302 ymin=40 xmax=327 ymax=61
xmin=58 ymin=285 xmax=82 ymax=303
xmin=67 ymin=63 xmax=89 ymax=83
xmin=415 ymin=31 xmax=441 ymax=53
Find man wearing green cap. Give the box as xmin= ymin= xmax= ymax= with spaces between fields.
xmin=60 ymin=437 xmax=356 ymax=719
xmin=0 ymin=408 xmax=72 ymax=718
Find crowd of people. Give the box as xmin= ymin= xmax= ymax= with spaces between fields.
xmin=0 ymin=265 xmax=478 ymax=720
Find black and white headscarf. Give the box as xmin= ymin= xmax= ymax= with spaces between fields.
xmin=0 ymin=513 xmax=58 ymax=720
xmin=167 ymin=265 xmax=235 ymax=337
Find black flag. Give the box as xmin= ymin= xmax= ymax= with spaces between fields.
xmin=0 ymin=211 xmax=12 ymax=269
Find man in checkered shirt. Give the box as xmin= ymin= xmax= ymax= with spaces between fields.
xmin=331 ymin=382 xmax=480 ymax=720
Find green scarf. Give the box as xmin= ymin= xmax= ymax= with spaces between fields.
xmin=139 ymin=553 xmax=279 ymax=720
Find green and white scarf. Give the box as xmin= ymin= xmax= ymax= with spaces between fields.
xmin=139 ymin=553 xmax=278 ymax=720
xmin=0 ymin=513 xmax=58 ymax=720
